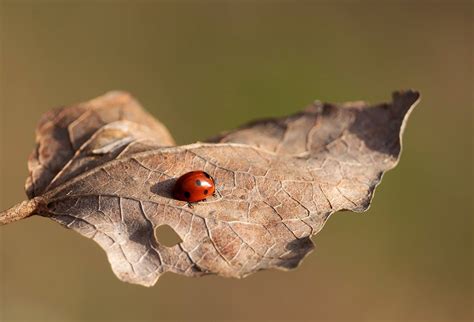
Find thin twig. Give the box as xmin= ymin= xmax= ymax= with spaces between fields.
xmin=0 ymin=198 xmax=41 ymax=225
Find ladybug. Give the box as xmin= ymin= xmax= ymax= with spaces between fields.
xmin=172 ymin=171 xmax=216 ymax=203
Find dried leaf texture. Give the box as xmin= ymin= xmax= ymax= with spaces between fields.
xmin=25 ymin=91 xmax=175 ymax=198
xmin=0 ymin=90 xmax=419 ymax=286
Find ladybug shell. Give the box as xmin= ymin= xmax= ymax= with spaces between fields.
xmin=172 ymin=171 xmax=215 ymax=203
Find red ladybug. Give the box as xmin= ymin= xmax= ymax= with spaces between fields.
xmin=172 ymin=171 xmax=216 ymax=203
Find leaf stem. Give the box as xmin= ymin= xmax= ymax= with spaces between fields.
xmin=0 ymin=198 xmax=41 ymax=226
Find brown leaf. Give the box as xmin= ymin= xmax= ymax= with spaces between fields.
xmin=25 ymin=91 xmax=174 ymax=199
xmin=0 ymin=90 xmax=420 ymax=286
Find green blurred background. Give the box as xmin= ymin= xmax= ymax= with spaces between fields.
xmin=0 ymin=1 xmax=472 ymax=321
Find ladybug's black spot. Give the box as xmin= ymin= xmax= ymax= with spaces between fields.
xmin=184 ymin=191 xmax=191 ymax=199
xmin=195 ymin=180 xmax=201 ymax=186
xmin=204 ymin=189 xmax=208 ymax=195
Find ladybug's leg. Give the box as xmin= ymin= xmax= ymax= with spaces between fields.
xmin=214 ymin=189 xmax=223 ymax=198
xmin=213 ymin=177 xmax=221 ymax=198
xmin=187 ymin=202 xmax=194 ymax=209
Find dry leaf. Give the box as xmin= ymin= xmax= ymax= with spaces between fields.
xmin=0 ymin=90 xmax=420 ymax=286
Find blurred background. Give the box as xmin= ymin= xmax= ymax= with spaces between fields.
xmin=0 ymin=1 xmax=472 ymax=321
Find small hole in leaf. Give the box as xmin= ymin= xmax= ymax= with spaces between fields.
xmin=154 ymin=225 xmax=182 ymax=247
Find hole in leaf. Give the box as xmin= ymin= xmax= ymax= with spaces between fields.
xmin=154 ymin=225 xmax=182 ymax=247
